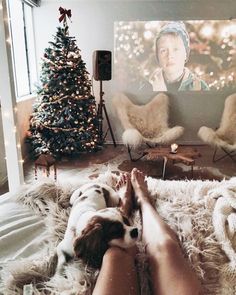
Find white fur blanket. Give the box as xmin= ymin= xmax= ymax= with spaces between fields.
xmin=1 ymin=172 xmax=236 ymax=295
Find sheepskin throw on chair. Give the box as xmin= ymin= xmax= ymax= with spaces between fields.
xmin=113 ymin=93 xmax=184 ymax=148
xmin=198 ymin=93 xmax=236 ymax=162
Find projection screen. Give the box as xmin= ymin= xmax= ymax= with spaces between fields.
xmin=114 ymin=20 xmax=236 ymax=92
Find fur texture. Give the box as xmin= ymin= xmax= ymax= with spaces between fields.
xmin=1 ymin=173 xmax=236 ymax=295
xmin=56 ymin=181 xmax=139 ymax=271
xmin=113 ymin=92 xmax=184 ymax=148
xmin=198 ymin=93 xmax=236 ymax=151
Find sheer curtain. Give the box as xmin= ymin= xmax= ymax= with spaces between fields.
xmin=23 ymin=0 xmax=41 ymax=7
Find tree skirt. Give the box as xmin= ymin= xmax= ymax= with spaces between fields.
xmin=1 ymin=172 xmax=236 ymax=295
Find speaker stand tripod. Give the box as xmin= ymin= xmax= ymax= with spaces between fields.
xmin=97 ymin=80 xmax=117 ymax=147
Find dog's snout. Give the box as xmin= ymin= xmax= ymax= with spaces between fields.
xmin=130 ymin=228 xmax=138 ymax=239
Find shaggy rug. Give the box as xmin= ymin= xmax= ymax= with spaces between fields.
xmin=1 ymin=171 xmax=236 ymax=295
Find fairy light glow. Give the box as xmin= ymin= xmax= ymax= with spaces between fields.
xmin=13 ymin=126 xmax=17 ymax=133
xmin=4 ymin=111 xmax=10 ymax=118
xmin=6 ymin=37 xmax=11 ymax=44
xmin=200 ymin=25 xmax=214 ymax=38
xmin=144 ymin=30 xmax=153 ymax=40
xmin=221 ymin=24 xmax=236 ymax=38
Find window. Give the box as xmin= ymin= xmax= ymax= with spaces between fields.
xmin=7 ymin=0 xmax=38 ymax=100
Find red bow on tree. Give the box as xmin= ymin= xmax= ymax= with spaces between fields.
xmin=59 ymin=7 xmax=72 ymax=23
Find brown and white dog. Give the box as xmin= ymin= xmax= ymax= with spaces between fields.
xmin=56 ymin=182 xmax=139 ymax=271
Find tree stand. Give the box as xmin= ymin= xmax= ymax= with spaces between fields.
xmin=97 ymin=80 xmax=116 ymax=147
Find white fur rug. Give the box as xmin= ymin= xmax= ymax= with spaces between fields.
xmin=1 ymin=171 xmax=236 ymax=295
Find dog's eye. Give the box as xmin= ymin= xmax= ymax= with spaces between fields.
xmin=122 ymin=216 xmax=130 ymax=226
xmin=107 ymin=222 xmax=124 ymax=239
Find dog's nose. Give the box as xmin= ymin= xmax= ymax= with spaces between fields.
xmin=130 ymin=228 xmax=138 ymax=239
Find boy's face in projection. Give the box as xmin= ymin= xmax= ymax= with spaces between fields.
xmin=156 ymin=33 xmax=187 ymax=79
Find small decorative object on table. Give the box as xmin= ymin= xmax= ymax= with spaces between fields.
xmin=170 ymin=143 xmax=178 ymax=154
xmin=144 ymin=146 xmax=201 ymax=179
xmin=34 ymin=154 xmax=57 ymax=181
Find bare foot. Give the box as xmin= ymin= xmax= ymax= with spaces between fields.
xmin=116 ymin=172 xmax=129 ymax=190
xmin=116 ymin=172 xmax=134 ymax=217
xmin=131 ymin=168 xmax=152 ymax=207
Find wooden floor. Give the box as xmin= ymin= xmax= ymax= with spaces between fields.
xmin=0 ymin=144 xmax=235 ymax=195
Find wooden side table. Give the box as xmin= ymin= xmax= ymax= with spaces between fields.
xmin=34 ymin=154 xmax=57 ymax=181
xmin=144 ymin=146 xmax=201 ymax=179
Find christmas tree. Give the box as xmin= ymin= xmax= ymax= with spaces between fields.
xmin=27 ymin=7 xmax=99 ymax=159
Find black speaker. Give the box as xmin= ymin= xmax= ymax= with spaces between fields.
xmin=93 ymin=50 xmax=112 ymax=81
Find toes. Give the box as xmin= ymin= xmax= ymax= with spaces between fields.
xmin=115 ymin=174 xmax=124 ymax=190
xmin=124 ymin=172 xmax=131 ymax=183
xmin=130 ymin=168 xmax=147 ymax=191
xmin=116 ymin=172 xmax=131 ymax=190
xmin=131 ymin=168 xmax=137 ymax=180
xmin=131 ymin=168 xmax=143 ymax=181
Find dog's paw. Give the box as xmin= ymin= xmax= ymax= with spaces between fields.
xmin=208 ymin=188 xmax=224 ymax=200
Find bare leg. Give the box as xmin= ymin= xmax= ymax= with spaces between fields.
xmin=116 ymin=172 xmax=134 ymax=217
xmin=93 ymin=175 xmax=139 ymax=295
xmin=92 ymin=247 xmax=139 ymax=295
xmin=131 ymin=168 xmax=202 ymax=295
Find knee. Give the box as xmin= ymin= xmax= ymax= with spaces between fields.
xmin=103 ymin=247 xmax=134 ymax=264
xmin=104 ymin=246 xmax=125 ymax=258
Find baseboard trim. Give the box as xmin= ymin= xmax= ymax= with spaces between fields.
xmin=104 ymin=140 xmax=207 ymax=146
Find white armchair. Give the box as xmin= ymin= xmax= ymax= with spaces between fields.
xmin=198 ymin=93 xmax=236 ymax=162
xmin=113 ymin=92 xmax=184 ymax=161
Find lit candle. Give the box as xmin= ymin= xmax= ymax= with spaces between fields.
xmin=171 ymin=143 xmax=178 ymax=153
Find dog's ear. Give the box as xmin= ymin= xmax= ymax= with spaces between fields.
xmin=70 ymin=189 xmax=82 ymax=205
xmin=73 ymin=220 xmax=108 ymax=268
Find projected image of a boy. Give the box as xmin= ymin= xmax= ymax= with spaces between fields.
xmin=149 ymin=22 xmax=209 ymax=91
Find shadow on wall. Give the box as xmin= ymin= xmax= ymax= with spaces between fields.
xmin=16 ymin=97 xmax=35 ymax=160
xmin=0 ymin=97 xmax=34 ymax=191
xmin=0 ymin=106 xmax=7 ymax=186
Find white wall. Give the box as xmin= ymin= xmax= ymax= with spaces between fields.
xmin=33 ymin=0 xmax=236 ymax=144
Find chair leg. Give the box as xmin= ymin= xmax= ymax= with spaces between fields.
xmin=212 ymin=147 xmax=236 ymax=162
xmin=146 ymin=142 xmax=152 ymax=148
xmin=162 ymin=156 xmax=168 ymax=179
xmin=221 ymin=147 xmax=236 ymax=162
xmin=127 ymin=145 xmax=134 ymax=161
xmin=212 ymin=147 xmax=218 ymax=162
xmin=127 ymin=145 xmax=146 ymax=162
